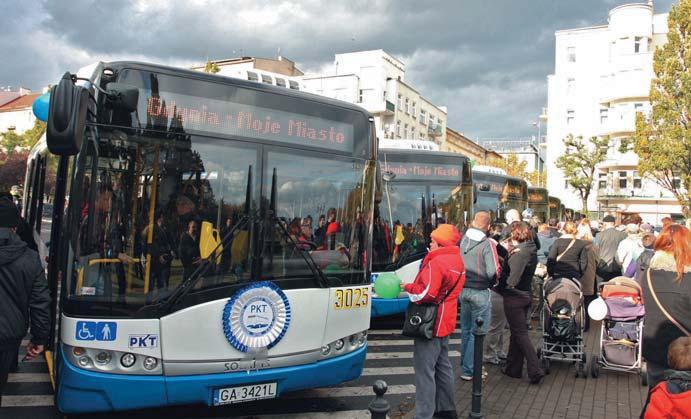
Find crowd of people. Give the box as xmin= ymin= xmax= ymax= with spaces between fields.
xmin=403 ymin=209 xmax=691 ymax=419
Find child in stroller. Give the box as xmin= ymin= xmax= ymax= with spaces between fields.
xmin=537 ymin=276 xmax=587 ymax=377
xmin=589 ymin=276 xmax=647 ymax=384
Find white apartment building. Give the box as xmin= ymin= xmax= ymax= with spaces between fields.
xmin=301 ymin=50 xmax=448 ymax=146
xmin=544 ymin=2 xmax=683 ymax=223
xmin=0 ymin=91 xmax=40 ymax=135
xmin=191 ymin=56 xmax=303 ymax=90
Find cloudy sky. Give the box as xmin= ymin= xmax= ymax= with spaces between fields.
xmin=1 ymin=0 xmax=676 ymax=139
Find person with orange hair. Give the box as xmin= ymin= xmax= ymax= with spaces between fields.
xmin=641 ymin=224 xmax=691 ymax=389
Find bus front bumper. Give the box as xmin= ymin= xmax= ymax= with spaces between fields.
xmin=56 ymin=344 xmax=367 ymax=413
xmin=371 ymin=296 xmax=409 ymax=317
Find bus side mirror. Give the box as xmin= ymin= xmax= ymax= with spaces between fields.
xmin=46 ymin=72 xmax=89 ymax=156
xmin=105 ymin=83 xmax=139 ymax=113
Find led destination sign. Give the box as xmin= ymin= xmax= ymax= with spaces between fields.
xmin=529 ymin=190 xmax=549 ymax=203
xmin=143 ymin=93 xmax=354 ymax=152
xmin=382 ymin=161 xmax=461 ymax=181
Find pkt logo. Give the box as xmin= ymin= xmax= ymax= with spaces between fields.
xmin=128 ymin=334 xmax=158 ymax=348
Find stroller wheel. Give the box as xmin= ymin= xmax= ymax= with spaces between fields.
xmin=541 ymin=357 xmax=550 ymax=374
xmin=641 ymin=362 xmax=648 ymax=386
xmin=577 ymin=361 xmax=586 ymax=378
xmin=590 ymin=355 xmax=600 ymax=378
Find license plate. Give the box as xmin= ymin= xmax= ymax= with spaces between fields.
xmin=212 ymin=382 xmax=277 ymax=405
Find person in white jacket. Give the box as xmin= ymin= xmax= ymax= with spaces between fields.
xmin=616 ymin=224 xmax=644 ymax=277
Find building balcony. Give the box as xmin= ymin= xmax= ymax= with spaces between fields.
xmin=364 ymin=100 xmax=396 ymax=116
xmin=599 ymin=70 xmax=652 ymax=105
xmin=428 ymin=125 xmax=442 ymax=136
xmin=597 ymin=188 xmax=679 ymax=201
xmin=600 ymin=115 xmax=637 ymax=137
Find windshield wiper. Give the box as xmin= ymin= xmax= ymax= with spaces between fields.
xmin=136 ymin=165 xmax=255 ymax=316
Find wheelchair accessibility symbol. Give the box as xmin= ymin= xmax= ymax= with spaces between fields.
xmin=76 ymin=321 xmax=117 ymax=341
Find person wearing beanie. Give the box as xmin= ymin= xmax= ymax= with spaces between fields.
xmin=403 ymin=224 xmax=465 ymax=419
xmin=0 ymin=197 xmax=50 ymax=406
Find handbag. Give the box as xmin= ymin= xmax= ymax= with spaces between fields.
xmin=647 ymin=269 xmax=691 ymax=336
xmin=402 ymin=272 xmax=462 ymax=339
xmin=556 ymin=239 xmax=576 ymax=262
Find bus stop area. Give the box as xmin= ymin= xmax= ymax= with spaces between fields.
xmin=2 ymin=318 xmax=649 ymax=419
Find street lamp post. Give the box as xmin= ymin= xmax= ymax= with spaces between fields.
xmin=531 ymin=121 xmax=543 ymax=187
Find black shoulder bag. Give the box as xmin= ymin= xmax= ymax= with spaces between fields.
xmin=402 ymin=271 xmax=462 ymax=339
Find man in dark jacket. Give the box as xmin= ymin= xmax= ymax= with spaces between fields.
xmin=0 ymin=197 xmax=51 ymax=406
xmin=459 ymin=211 xmax=500 ymax=380
xmin=594 ymin=215 xmax=626 ymax=283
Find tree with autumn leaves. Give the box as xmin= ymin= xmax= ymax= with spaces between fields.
xmin=0 ymin=120 xmax=49 ymax=192
xmin=555 ymin=134 xmax=610 ymax=213
xmin=633 ymin=0 xmax=691 ymax=218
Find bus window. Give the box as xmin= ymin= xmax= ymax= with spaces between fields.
xmin=247 ymin=71 xmax=259 ymax=82
xmin=264 ymin=150 xmax=373 ymax=284
xmin=68 ymin=131 xmax=258 ymax=306
xmin=289 ymin=80 xmax=300 ymax=90
xmin=276 ymin=78 xmax=287 ymax=88
xmin=261 ymin=74 xmax=273 ymax=85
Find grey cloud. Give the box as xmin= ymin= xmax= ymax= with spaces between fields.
xmin=1 ymin=0 xmax=678 ymax=139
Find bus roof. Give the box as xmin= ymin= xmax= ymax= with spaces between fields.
xmin=99 ymin=61 xmax=373 ymax=118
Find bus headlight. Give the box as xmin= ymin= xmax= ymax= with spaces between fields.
xmin=334 ymin=339 xmax=345 ymax=351
xmin=78 ymin=356 xmax=91 ymax=367
xmin=143 ymin=357 xmax=158 ymax=370
xmin=358 ymin=331 xmax=367 ymax=346
xmin=95 ymin=351 xmax=112 ymax=364
xmin=320 ymin=344 xmax=331 ymax=356
xmin=120 ymin=353 xmax=136 ymax=368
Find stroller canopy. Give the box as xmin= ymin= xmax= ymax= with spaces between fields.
xmin=545 ymin=277 xmax=583 ymax=314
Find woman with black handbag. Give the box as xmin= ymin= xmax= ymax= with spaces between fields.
xmin=402 ymin=224 xmax=465 ymax=419
xmin=499 ymin=222 xmax=545 ymax=384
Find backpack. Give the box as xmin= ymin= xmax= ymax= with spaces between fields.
xmin=644 ymin=371 xmax=691 ymax=419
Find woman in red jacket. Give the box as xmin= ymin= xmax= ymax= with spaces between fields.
xmin=403 ymin=224 xmax=465 ymax=419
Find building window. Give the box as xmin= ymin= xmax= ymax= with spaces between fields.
xmin=411 ymin=127 xmax=416 ymax=139
xmin=247 ymin=71 xmax=259 ymax=82
xmin=405 ymin=97 xmax=410 ymax=114
xmin=600 ymin=108 xmax=608 ymax=124
xmin=567 ymin=78 xmax=575 ymax=95
xmin=566 ymin=109 xmax=575 ymax=125
xmin=359 ymin=89 xmax=363 ymax=103
xmin=598 ymin=173 xmax=607 ymax=190
xmin=420 ymin=109 xmax=426 ymax=124
xmin=567 ymin=47 xmax=576 ymax=63
xmin=397 ymin=94 xmax=402 ymax=110
xmin=673 ymin=178 xmax=681 ymax=189
xmin=619 ymin=171 xmax=628 ymax=189
xmin=419 ymin=133 xmax=426 ymax=140
xmin=404 ymin=123 xmax=409 ymax=138
xmin=634 ymin=103 xmax=644 ymax=114
xmin=412 ymin=101 xmax=416 ymax=117
xmin=396 ymin=120 xmax=401 ymax=138
xmin=261 ymin=74 xmax=273 ymax=85
xmin=633 ymin=171 xmax=642 ymax=189
xmin=429 ymin=114 xmax=434 ymax=127
xmin=564 ymin=180 xmax=569 ymax=189
xmin=634 ymin=37 xmax=647 ymax=53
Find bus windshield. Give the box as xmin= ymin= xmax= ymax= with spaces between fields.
xmin=62 ymin=65 xmax=375 ymax=317
xmin=373 ymin=152 xmax=472 ymax=271
xmin=528 ymin=187 xmax=550 ymax=224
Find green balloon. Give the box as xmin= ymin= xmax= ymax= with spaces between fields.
xmin=324 ymin=263 xmax=341 ymax=274
xmin=374 ymin=272 xmax=401 ymax=299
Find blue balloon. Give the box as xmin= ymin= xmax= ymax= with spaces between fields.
xmin=32 ymin=92 xmax=50 ymax=122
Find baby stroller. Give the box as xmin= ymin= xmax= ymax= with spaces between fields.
xmin=590 ymin=276 xmax=647 ymax=385
xmin=537 ymin=276 xmax=587 ymax=377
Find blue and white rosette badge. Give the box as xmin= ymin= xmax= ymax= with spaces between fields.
xmin=223 ymin=281 xmax=291 ymax=353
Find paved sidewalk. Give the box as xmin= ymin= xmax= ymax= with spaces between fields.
xmin=397 ymin=320 xmax=648 ymax=419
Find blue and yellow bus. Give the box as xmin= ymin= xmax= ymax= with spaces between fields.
xmin=26 ymin=61 xmax=377 ymax=413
